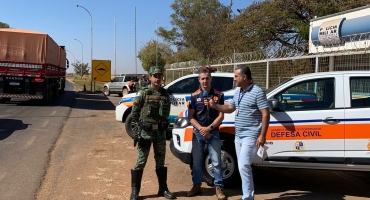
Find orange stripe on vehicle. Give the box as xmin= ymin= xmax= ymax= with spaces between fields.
xmin=124 ymin=102 xmax=133 ymax=107
xmin=266 ymin=124 xmax=370 ymax=140
xmin=345 ymin=124 xmax=370 ymax=139
xmin=178 ymin=111 xmax=185 ymax=117
xmin=183 ymin=126 xmax=234 ymax=142
xmin=184 ymin=128 xmax=193 ymax=142
xmin=219 ymin=126 xmax=235 ymax=135
xmin=266 ymin=124 xmax=345 ymax=140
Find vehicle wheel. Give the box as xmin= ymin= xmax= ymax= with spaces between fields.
xmin=42 ymin=82 xmax=51 ymax=104
xmin=103 ymin=87 xmax=110 ymax=96
xmin=59 ymin=79 xmax=65 ymax=94
xmin=122 ymin=88 xmax=128 ymax=96
xmin=125 ymin=114 xmax=139 ymax=139
xmin=202 ymin=143 xmax=240 ymax=188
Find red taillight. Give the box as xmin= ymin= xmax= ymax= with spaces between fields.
xmin=32 ymin=78 xmax=44 ymax=82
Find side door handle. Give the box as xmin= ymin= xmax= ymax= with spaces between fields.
xmin=322 ymin=117 xmax=340 ymax=123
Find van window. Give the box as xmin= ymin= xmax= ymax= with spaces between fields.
xmin=113 ymin=77 xmax=123 ymax=82
xmin=350 ymin=77 xmax=370 ymax=107
xmin=124 ymin=76 xmax=134 ymax=82
xmin=274 ymin=78 xmax=335 ymax=111
xmin=212 ymin=77 xmax=234 ymax=91
xmin=167 ymin=77 xmax=199 ymax=94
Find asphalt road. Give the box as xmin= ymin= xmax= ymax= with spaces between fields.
xmin=0 ymin=81 xmax=76 ymax=200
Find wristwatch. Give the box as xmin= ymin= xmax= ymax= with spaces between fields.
xmin=210 ymin=125 xmax=214 ymax=130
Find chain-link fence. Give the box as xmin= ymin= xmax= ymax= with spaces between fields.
xmin=165 ymin=32 xmax=370 ymax=89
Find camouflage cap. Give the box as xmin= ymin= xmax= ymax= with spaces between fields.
xmin=149 ymin=66 xmax=162 ymax=74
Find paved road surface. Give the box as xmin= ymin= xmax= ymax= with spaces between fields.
xmin=0 ymin=81 xmax=75 ymax=200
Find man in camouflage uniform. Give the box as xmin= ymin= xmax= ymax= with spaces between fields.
xmin=138 ymin=75 xmax=147 ymax=90
xmin=129 ymin=66 xmax=175 ymax=200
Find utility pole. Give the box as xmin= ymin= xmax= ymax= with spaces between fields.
xmin=114 ymin=16 xmax=116 ymax=76
xmin=156 ymin=20 xmax=158 ymax=66
xmin=135 ymin=7 xmax=137 ymax=76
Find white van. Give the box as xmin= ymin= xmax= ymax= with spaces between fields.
xmin=115 ymin=72 xmax=235 ymax=138
xmin=171 ymin=71 xmax=370 ymax=186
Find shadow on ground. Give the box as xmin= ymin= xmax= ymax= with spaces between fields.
xmin=72 ymin=92 xmax=116 ymax=111
xmin=0 ymin=119 xmax=30 ymax=140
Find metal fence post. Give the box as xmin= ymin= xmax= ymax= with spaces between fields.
xmin=266 ymin=60 xmax=269 ymax=89
xmin=315 ymin=56 xmax=319 ymax=73
xmin=233 ymin=49 xmax=236 ymax=71
xmin=329 ymin=56 xmax=334 ymax=71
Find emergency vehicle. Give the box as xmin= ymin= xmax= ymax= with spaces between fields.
xmin=170 ymin=71 xmax=370 ymax=186
xmin=115 ymin=67 xmax=235 ymax=138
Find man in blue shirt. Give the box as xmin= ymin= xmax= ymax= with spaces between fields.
xmin=186 ymin=68 xmax=226 ymax=200
xmin=207 ymin=66 xmax=270 ymax=200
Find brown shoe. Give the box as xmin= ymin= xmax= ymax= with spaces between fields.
xmin=186 ymin=184 xmax=201 ymax=197
xmin=215 ymin=186 xmax=226 ymax=200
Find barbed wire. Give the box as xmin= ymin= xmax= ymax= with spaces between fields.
xmin=166 ymin=32 xmax=370 ymax=69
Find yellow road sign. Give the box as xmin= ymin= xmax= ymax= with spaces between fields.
xmin=92 ymin=60 xmax=111 ymax=82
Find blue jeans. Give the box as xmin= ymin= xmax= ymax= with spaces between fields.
xmin=235 ymin=136 xmax=258 ymax=200
xmin=191 ymin=129 xmax=223 ymax=187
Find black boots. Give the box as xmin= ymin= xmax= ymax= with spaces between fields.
xmin=130 ymin=169 xmax=143 ymax=200
xmin=156 ymin=167 xmax=176 ymax=199
xmin=130 ymin=167 xmax=176 ymax=200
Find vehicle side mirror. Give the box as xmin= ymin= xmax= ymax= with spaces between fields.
xmin=268 ymin=98 xmax=279 ymax=112
xmin=167 ymin=89 xmax=173 ymax=94
xmin=110 ymin=79 xmax=113 ymax=82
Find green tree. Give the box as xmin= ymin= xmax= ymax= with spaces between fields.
xmin=72 ymin=60 xmax=90 ymax=79
xmin=167 ymin=47 xmax=203 ymax=64
xmin=228 ymin=0 xmax=370 ymax=53
xmin=137 ymin=40 xmax=173 ymax=72
xmin=158 ymin=0 xmax=231 ymax=61
xmin=0 ymin=22 xmax=10 ymax=28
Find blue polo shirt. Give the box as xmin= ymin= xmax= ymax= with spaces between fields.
xmin=229 ymin=84 xmax=269 ymax=138
xmin=189 ymin=88 xmax=224 ymax=130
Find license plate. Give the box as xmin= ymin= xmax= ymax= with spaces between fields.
xmin=9 ymin=82 xmax=20 ymax=86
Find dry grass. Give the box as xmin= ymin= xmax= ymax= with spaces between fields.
xmin=66 ymin=75 xmax=106 ymax=92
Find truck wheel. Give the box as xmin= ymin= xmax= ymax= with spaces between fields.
xmin=124 ymin=114 xmax=139 ymax=139
xmin=60 ymin=79 xmax=65 ymax=94
xmin=42 ymin=82 xmax=52 ymax=104
xmin=202 ymin=143 xmax=240 ymax=188
xmin=53 ymin=81 xmax=59 ymax=98
xmin=122 ymin=88 xmax=128 ymax=96
xmin=103 ymin=87 xmax=110 ymax=96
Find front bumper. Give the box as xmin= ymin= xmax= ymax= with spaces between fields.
xmin=115 ymin=103 xmax=129 ymax=122
xmin=170 ymin=138 xmax=191 ymax=164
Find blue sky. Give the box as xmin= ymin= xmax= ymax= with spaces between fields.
xmin=2 ymin=0 xmax=253 ymax=74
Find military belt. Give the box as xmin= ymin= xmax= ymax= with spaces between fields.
xmin=140 ymin=121 xmax=169 ymax=131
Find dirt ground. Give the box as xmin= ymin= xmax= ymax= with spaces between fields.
xmin=36 ymin=93 xmax=244 ymax=200
xmin=36 ymin=93 xmax=370 ymax=200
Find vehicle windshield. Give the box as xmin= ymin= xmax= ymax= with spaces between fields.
xmin=264 ymin=78 xmax=293 ymax=94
